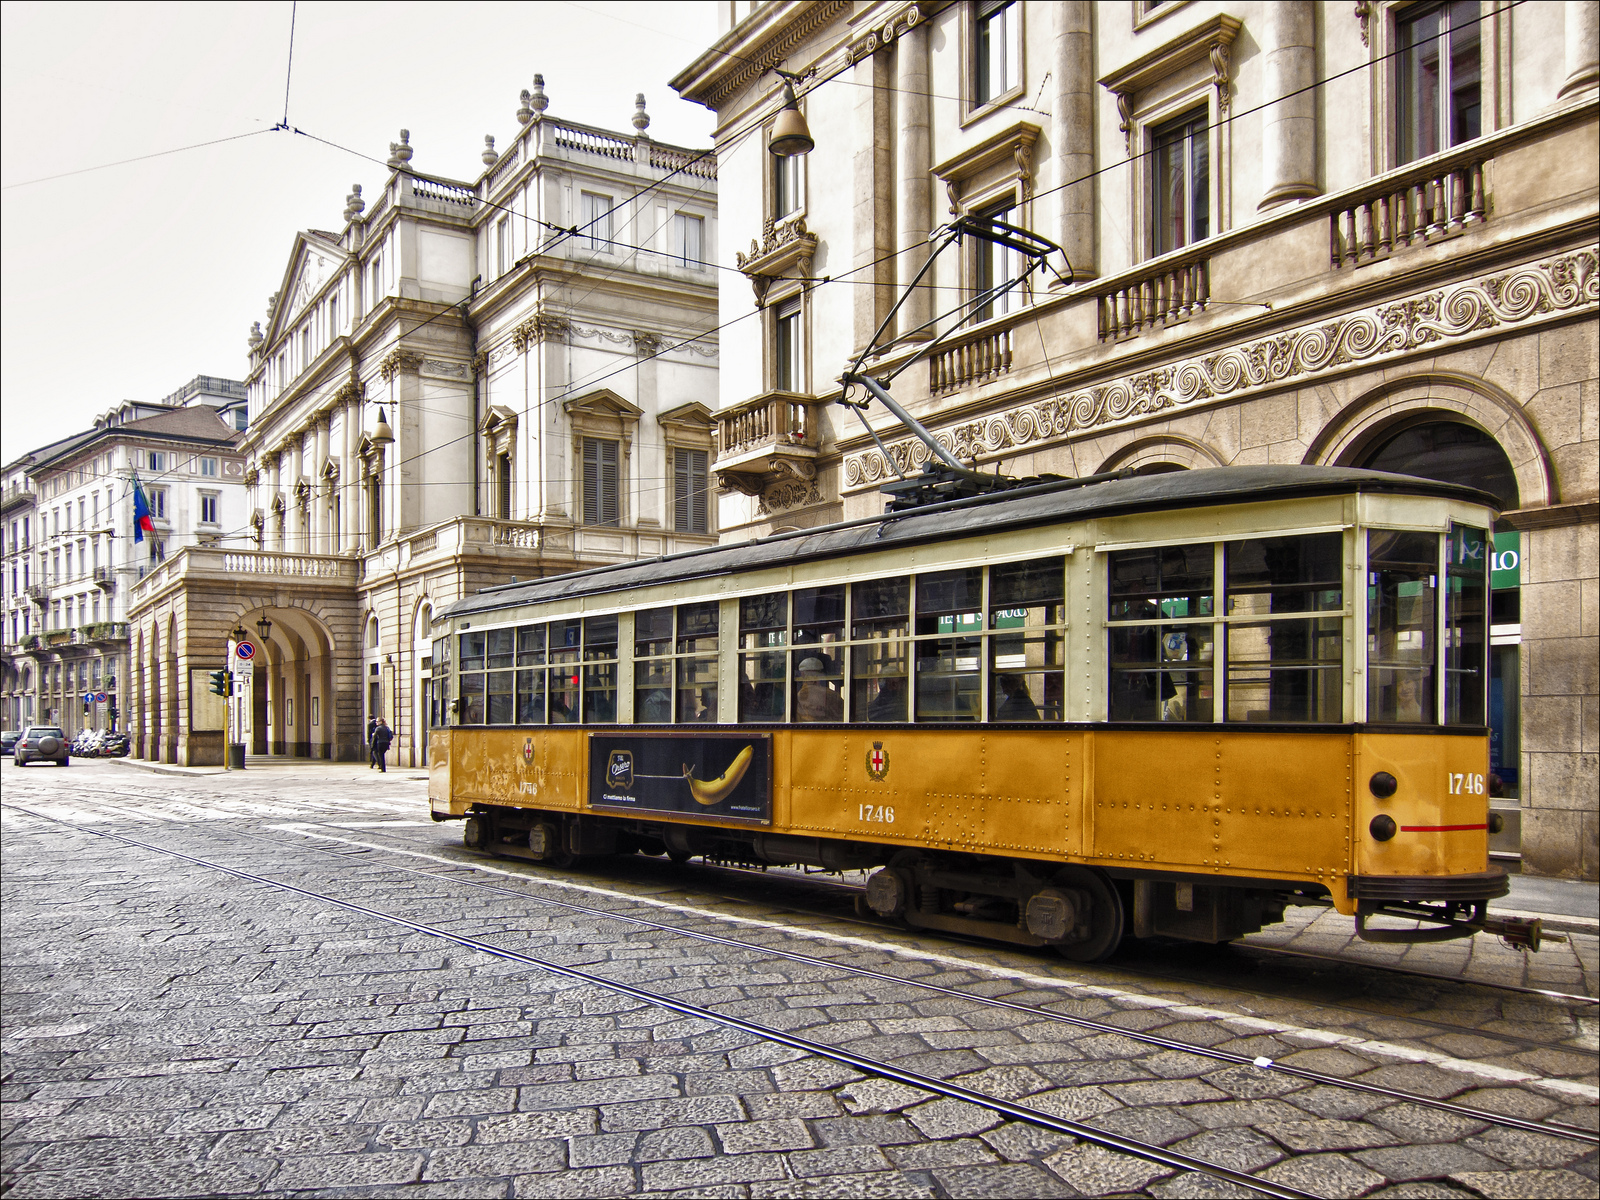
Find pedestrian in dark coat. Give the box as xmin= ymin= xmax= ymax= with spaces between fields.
xmin=367 ymin=716 xmax=379 ymax=768
xmin=370 ymin=718 xmax=392 ymax=772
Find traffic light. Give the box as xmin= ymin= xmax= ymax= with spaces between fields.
xmin=209 ymin=669 xmax=232 ymax=697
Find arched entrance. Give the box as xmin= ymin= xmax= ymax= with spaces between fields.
xmin=412 ymin=601 xmax=433 ymax=768
xmin=243 ymin=606 xmax=340 ymax=760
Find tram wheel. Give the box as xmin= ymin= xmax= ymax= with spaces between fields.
xmin=1050 ymin=866 xmax=1124 ymax=962
xmin=667 ymin=849 xmax=693 ymax=865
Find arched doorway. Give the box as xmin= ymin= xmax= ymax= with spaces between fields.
xmin=245 ymin=607 xmax=340 ymax=759
xmin=1353 ymin=417 xmax=1523 ymax=806
xmin=412 ymin=602 xmax=433 ymax=768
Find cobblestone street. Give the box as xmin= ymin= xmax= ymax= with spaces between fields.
xmin=3 ymin=760 xmax=1596 ymax=1198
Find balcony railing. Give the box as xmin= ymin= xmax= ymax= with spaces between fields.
xmin=1095 ymin=253 xmax=1210 ymax=342
xmin=931 ymin=324 xmax=1014 ymax=395
xmin=718 ymin=391 xmax=820 ymax=462
xmin=1330 ymin=147 xmax=1488 ymax=268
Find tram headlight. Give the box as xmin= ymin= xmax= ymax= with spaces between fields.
xmin=1369 ymin=771 xmax=1398 ymax=799
xmin=1369 ymin=814 xmax=1397 ymax=841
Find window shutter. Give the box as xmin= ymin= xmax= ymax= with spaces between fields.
xmin=583 ymin=439 xmax=599 ymax=526
xmin=689 ymin=450 xmax=707 ymax=533
xmin=674 ymin=451 xmax=690 ymax=531
xmin=601 ymin=439 xmax=619 ymax=525
xmin=583 ymin=438 xmax=620 ymax=526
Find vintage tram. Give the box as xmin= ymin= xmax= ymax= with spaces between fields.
xmin=427 ymin=465 xmax=1542 ymax=959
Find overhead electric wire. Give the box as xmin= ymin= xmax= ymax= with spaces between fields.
xmin=280 ymin=1 xmax=298 ymax=129
xmin=1 ymin=128 xmax=277 ymax=191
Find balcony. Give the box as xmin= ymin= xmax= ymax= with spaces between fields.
xmin=129 ymin=546 xmax=360 ymax=613
xmin=93 ymin=566 xmax=115 ymax=592
xmin=713 ymin=391 xmax=824 ymax=501
xmin=74 ymin=622 xmax=129 ymax=645
xmin=25 ymin=583 xmax=48 ymax=604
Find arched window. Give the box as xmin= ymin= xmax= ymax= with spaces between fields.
xmin=366 ymin=615 xmax=380 ymax=649
xmin=1359 ymin=420 xmax=1518 ymax=514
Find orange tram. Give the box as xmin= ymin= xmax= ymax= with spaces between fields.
xmin=428 ymin=466 xmax=1547 ymax=959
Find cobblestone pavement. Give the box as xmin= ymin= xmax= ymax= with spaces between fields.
xmin=3 ymin=761 xmax=1597 ymax=1199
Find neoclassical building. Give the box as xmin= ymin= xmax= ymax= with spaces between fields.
xmin=672 ymin=2 xmax=1597 ymax=877
xmin=125 ymin=82 xmax=718 ymax=769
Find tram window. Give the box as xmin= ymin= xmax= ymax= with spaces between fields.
xmin=487 ymin=668 xmax=514 ymax=724
xmin=1367 ymin=530 xmax=1438 ymax=723
xmin=852 ymin=578 xmax=910 ymax=722
xmin=1109 ymin=624 xmax=1215 ymax=722
xmin=582 ymin=616 xmax=618 ymax=722
xmin=1109 ymin=544 xmax=1213 ymax=619
xmin=792 ymin=585 xmax=845 ymax=721
xmin=990 ymin=557 xmax=1065 ymax=722
xmin=487 ymin=628 xmax=515 ymax=671
xmin=677 ymin=602 xmax=719 ymax=722
xmin=1445 ymin=524 xmax=1488 ymax=725
xmin=739 ymin=593 xmax=788 ymax=722
xmin=1224 ymin=535 xmax=1343 ymax=723
xmin=549 ymin=618 xmax=581 ymax=723
xmin=916 ymin=568 xmax=983 ymax=721
xmin=635 ymin=607 xmax=673 ymax=723
xmin=516 ymin=664 xmax=547 ymax=724
xmin=460 ymin=630 xmax=487 ymax=672
xmin=635 ymin=608 xmax=673 ymax=658
xmin=517 ymin=625 xmax=546 ymax=665
xmin=460 ymin=671 xmax=486 ymax=725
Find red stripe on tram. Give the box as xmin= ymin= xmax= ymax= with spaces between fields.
xmin=1400 ymin=823 xmax=1489 ymax=832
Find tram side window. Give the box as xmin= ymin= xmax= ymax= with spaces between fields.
xmin=436 ymin=634 xmax=452 ymax=726
xmin=1368 ymin=531 xmax=1438 ymax=723
xmin=635 ymin=608 xmax=674 ymax=723
xmin=852 ymin=577 xmax=910 ymax=722
xmin=792 ymin=585 xmax=845 ymax=721
xmin=549 ymin=618 xmax=581 ymax=722
xmin=916 ymin=567 xmax=983 ymax=721
xmin=1108 ymin=544 xmax=1214 ymax=722
xmin=517 ymin=624 xmax=547 ymax=724
xmin=739 ymin=593 xmax=787 ymax=721
xmin=459 ymin=630 xmax=487 ymax=724
xmin=582 ymin=615 xmax=618 ymax=723
xmin=1224 ymin=534 xmax=1343 ymax=723
xmin=1445 ymin=524 xmax=1488 ymax=725
xmin=990 ymin=557 xmax=1065 ymax=721
xmin=486 ymin=628 xmax=516 ymax=724
xmin=677 ymin=601 xmax=719 ymax=722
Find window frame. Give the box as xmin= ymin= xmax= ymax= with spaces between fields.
xmin=967 ymin=0 xmax=1025 ymax=122
xmin=672 ymin=447 xmax=710 ymax=535
xmin=198 ymin=491 xmax=220 ymax=527
xmin=673 ymin=212 xmax=704 ymax=269
xmin=1148 ymin=105 xmax=1211 ymax=257
xmin=1393 ymin=0 xmax=1484 ymax=167
xmin=580 ymin=191 xmax=615 ymax=253
xmin=581 ymin=437 xmax=621 ymax=528
xmin=771 ymin=292 xmax=805 ymax=393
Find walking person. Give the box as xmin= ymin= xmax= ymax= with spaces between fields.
xmin=370 ymin=717 xmax=392 ymax=773
xmin=366 ymin=715 xmax=379 ymax=768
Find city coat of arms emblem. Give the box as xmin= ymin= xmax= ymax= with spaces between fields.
xmin=865 ymin=741 xmax=889 ymax=782
xmin=522 ymin=736 xmax=535 ymax=766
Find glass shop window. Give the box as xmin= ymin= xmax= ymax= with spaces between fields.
xmin=915 ymin=567 xmax=983 ymax=722
xmin=990 ymin=557 xmax=1065 ymax=722
xmin=1224 ymin=534 xmax=1344 ymax=723
xmin=791 ymin=585 xmax=845 ymax=722
xmin=1108 ymin=543 xmax=1215 ymax=722
xmin=852 ymin=577 xmax=910 ymax=723
xmin=739 ymin=593 xmax=788 ymax=722
xmin=1367 ymin=530 xmax=1439 ymax=723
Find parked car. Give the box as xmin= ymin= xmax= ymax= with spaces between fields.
xmin=0 ymin=730 xmax=18 ymax=755
xmin=14 ymin=726 xmax=69 ymax=767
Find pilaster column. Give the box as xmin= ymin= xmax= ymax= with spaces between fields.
xmin=1054 ymin=2 xmax=1097 ymax=280
xmin=1557 ymin=0 xmax=1599 ymax=101
xmin=1258 ymin=1 xmax=1319 ymax=210
xmin=266 ymin=454 xmax=282 ymax=551
xmin=896 ymin=21 xmax=933 ymax=338
xmin=851 ymin=50 xmax=893 ymax=352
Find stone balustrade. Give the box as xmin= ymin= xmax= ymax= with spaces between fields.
xmin=1329 ymin=145 xmax=1489 ymax=268
xmin=930 ymin=324 xmax=1014 ymax=394
xmin=1095 ymin=255 xmax=1211 ymax=342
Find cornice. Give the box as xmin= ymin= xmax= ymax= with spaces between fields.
xmin=842 ymin=246 xmax=1599 ymax=489
xmin=670 ymin=0 xmax=852 ymax=112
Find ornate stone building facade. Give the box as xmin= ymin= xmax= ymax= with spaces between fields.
xmin=673 ymin=2 xmax=1598 ymax=878
xmin=125 ymin=83 xmax=718 ymax=770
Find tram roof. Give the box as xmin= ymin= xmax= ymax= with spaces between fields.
xmin=440 ymin=465 xmax=1496 ymax=620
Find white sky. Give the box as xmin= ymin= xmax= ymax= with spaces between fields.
xmin=0 ymin=0 xmax=719 ymax=464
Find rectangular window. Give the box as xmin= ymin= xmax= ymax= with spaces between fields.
xmin=200 ymin=457 xmax=218 ymax=477
xmin=673 ymin=213 xmax=703 ymax=268
xmin=1397 ymin=1 xmax=1481 ymax=165
xmin=915 ymin=568 xmax=984 ymax=721
xmin=581 ymin=192 xmax=614 ymax=251
xmin=739 ymin=593 xmax=788 ymax=722
xmin=200 ymin=493 xmax=219 ymax=525
xmin=581 ymin=438 xmax=620 ymax=526
xmin=673 ymin=448 xmax=708 ymax=534
xmin=497 ymin=216 xmax=513 ymax=275
xmin=1367 ymin=530 xmax=1438 ymax=723
xmin=148 ymin=451 xmax=165 ymax=472
xmin=1444 ymin=524 xmax=1488 ymax=725
xmin=549 ymin=618 xmax=580 ymax=723
xmin=1223 ymin=535 xmax=1344 ymax=723
xmin=581 ymin=614 xmax=618 ymax=723
xmin=1151 ymin=107 xmax=1209 ymax=256
xmin=517 ymin=624 xmax=548 ymax=725
xmin=792 ymin=585 xmax=845 ymax=722
xmin=990 ymin=557 xmax=1066 ymax=722
xmin=1108 ymin=543 xmax=1215 ymax=722
xmin=150 ymin=488 xmax=167 ymax=520
xmin=974 ymin=201 xmax=1020 ymax=323
xmin=774 ymin=297 xmax=802 ymax=392
xmin=497 ymin=453 xmax=512 ymax=521
xmin=974 ymin=0 xmax=1020 ymax=107
xmin=328 ymin=295 xmax=338 ymax=338
xmin=852 ymin=577 xmax=911 ymax=723
xmin=370 ymin=255 xmax=383 ymax=304
xmin=773 ymin=154 xmax=801 ymax=220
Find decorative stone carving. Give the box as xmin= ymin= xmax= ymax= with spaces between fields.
xmin=932 ymin=121 xmax=1042 ymax=216
xmin=695 ymin=0 xmax=849 ymax=111
xmin=848 ymin=2 xmax=921 ymax=62
xmin=844 ymin=248 xmax=1600 ymax=488
xmin=735 ymin=215 xmax=818 ymax=305
xmin=1100 ymin=14 xmax=1242 ymax=156
xmin=387 ymin=129 xmax=414 ymax=170
xmin=378 ymin=349 xmax=425 ymax=382
xmin=482 ymin=136 xmax=498 ymax=166
xmin=1354 ymin=1 xmax=1372 ymax=47
xmin=420 ymin=358 xmax=469 ymax=379
xmin=512 ymin=308 xmax=572 ymax=351
xmin=632 ymin=93 xmax=650 ymax=134
xmin=332 ymin=379 xmax=363 ymax=405
xmin=344 ymin=183 xmax=365 ymax=221
xmin=633 ymin=330 xmax=665 ymax=356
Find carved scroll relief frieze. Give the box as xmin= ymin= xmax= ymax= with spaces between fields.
xmin=844 ymin=249 xmax=1599 ymax=489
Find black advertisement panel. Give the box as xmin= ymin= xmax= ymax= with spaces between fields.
xmin=588 ymin=733 xmax=771 ymax=823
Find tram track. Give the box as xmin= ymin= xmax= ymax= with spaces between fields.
xmin=6 ymin=788 xmax=1594 ymax=1154
xmin=2 ymin=800 xmax=1316 ymax=1200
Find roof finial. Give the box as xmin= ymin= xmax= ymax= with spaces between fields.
xmin=248 ymin=321 xmax=264 ymax=350
xmin=529 ymin=74 xmax=549 ymax=117
xmin=482 ymin=135 xmax=498 ymax=166
xmin=517 ymin=88 xmax=534 ymax=124
xmin=387 ymin=129 xmax=413 ymax=169
xmin=632 ymin=93 xmax=650 ymax=135
xmin=344 ymin=183 xmax=365 ymax=221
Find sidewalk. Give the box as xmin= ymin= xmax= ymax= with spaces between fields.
xmin=105 ymin=756 xmax=428 ymax=781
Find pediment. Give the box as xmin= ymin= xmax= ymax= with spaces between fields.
xmin=480 ymin=404 xmax=519 ymax=434
xmin=564 ymin=388 xmax=643 ymax=422
xmin=266 ymin=232 xmax=350 ymax=343
xmin=657 ymin=401 xmax=714 ymax=432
